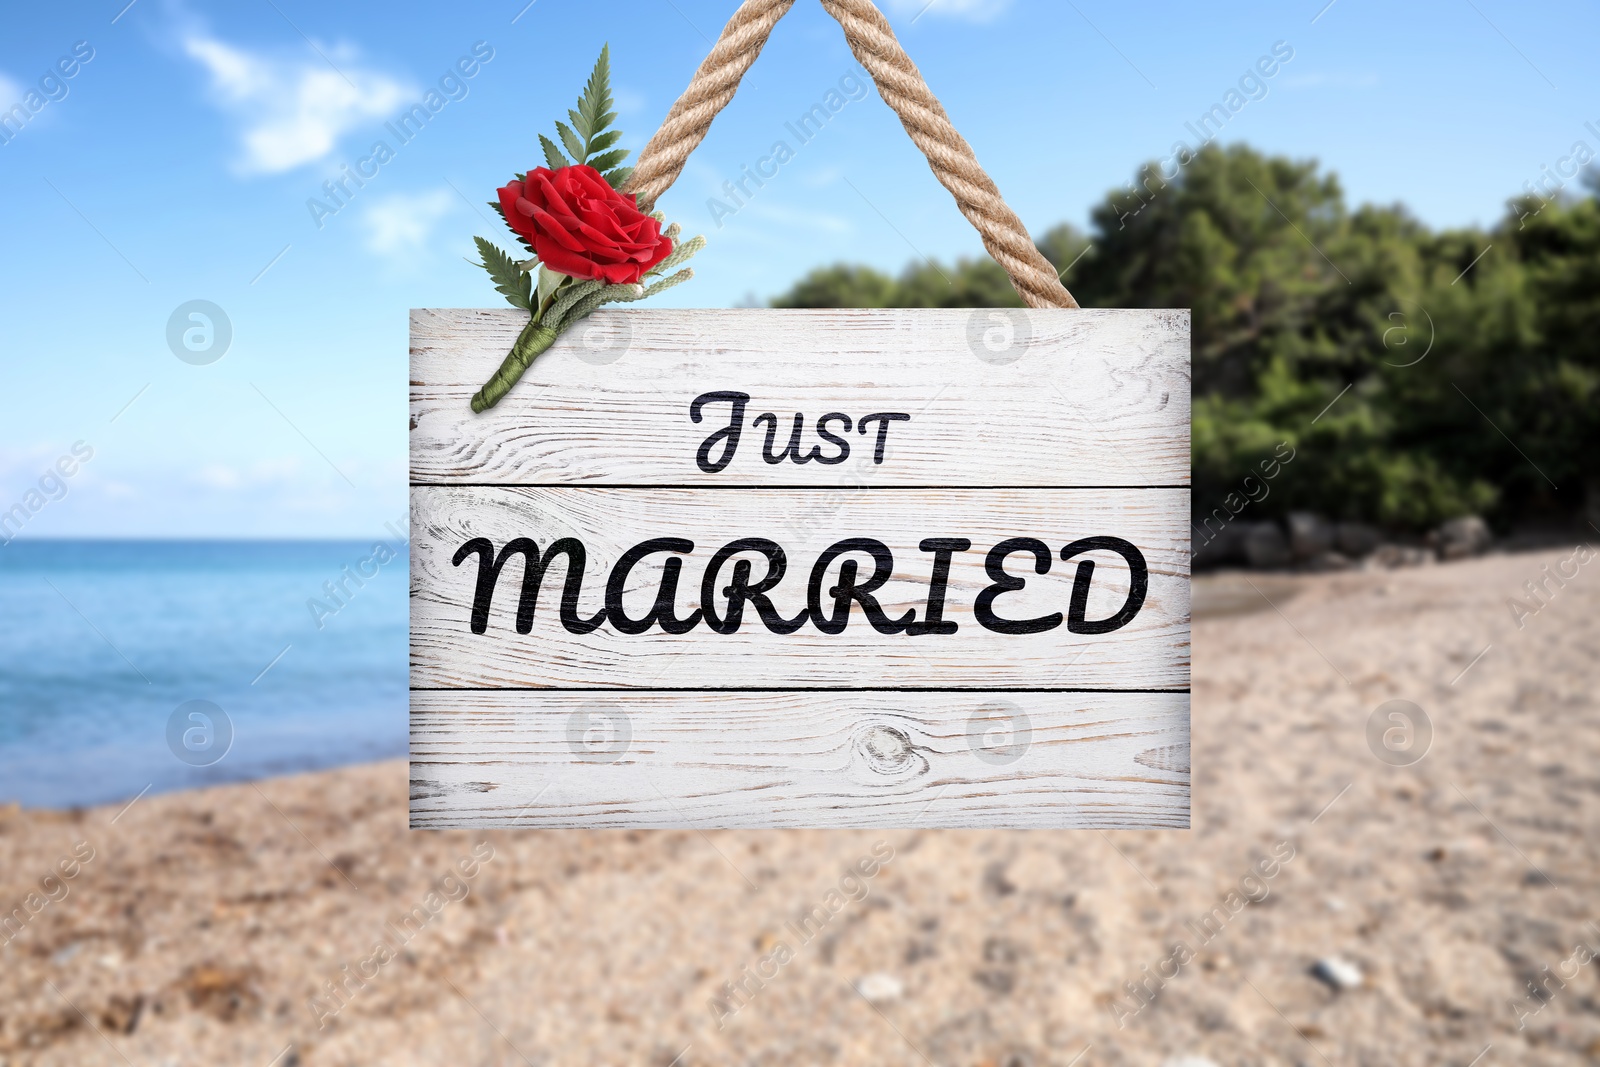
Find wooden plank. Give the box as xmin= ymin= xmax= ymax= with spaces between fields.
xmin=410 ymin=486 xmax=1190 ymax=690
xmin=409 ymin=308 xmax=1190 ymax=487
xmin=409 ymin=306 xmax=1189 ymax=827
xmin=410 ymin=690 xmax=1189 ymax=829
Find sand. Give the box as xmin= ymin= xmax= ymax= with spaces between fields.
xmin=2 ymin=544 xmax=1598 ymax=1066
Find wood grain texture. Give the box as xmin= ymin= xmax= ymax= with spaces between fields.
xmin=409 ymin=306 xmax=1189 ymax=827
xmin=410 ymin=308 xmax=1190 ymax=486
xmin=410 ymin=486 xmax=1190 ymax=690
xmin=410 ymin=690 xmax=1189 ymax=828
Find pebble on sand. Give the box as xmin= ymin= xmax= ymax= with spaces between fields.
xmin=855 ymin=972 xmax=905 ymax=1003
xmin=1311 ymin=956 xmax=1364 ymax=991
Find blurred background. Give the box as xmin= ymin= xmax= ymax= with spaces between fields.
xmin=2 ymin=0 xmax=1598 ymax=1064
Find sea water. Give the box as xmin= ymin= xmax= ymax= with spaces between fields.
xmin=0 ymin=540 xmax=408 ymax=808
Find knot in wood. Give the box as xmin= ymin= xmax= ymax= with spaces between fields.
xmin=855 ymin=723 xmax=925 ymax=782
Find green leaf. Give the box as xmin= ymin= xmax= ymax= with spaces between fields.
xmin=539 ymin=134 xmax=569 ymax=170
xmin=567 ymin=108 xmax=586 ymax=141
xmin=555 ymin=121 xmax=585 ymax=167
xmin=585 ymin=148 xmax=629 ymax=175
xmin=586 ymin=129 xmax=623 ymax=157
xmin=577 ymin=46 xmax=614 ymax=148
xmin=602 ymin=166 xmax=634 ymax=191
xmin=475 ymin=236 xmax=533 ymax=312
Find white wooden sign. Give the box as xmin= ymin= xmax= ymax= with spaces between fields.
xmin=410 ymin=307 xmax=1190 ymax=828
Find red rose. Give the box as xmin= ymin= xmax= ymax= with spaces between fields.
xmin=497 ymin=165 xmax=672 ymax=285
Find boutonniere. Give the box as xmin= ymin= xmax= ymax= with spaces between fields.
xmin=470 ymin=46 xmax=704 ymax=412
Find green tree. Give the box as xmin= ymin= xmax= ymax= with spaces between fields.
xmin=770 ymin=264 xmax=896 ymax=308
xmin=767 ymin=145 xmax=1600 ymax=532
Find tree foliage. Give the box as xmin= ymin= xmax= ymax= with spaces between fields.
xmin=770 ymin=143 xmax=1600 ymax=530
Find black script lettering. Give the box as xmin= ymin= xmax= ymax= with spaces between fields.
xmin=974 ymin=537 xmax=1062 ymax=635
xmin=808 ymin=538 xmax=915 ymax=635
xmin=690 ymin=391 xmax=750 ymax=473
xmin=605 ymin=537 xmax=703 ymax=635
xmin=1060 ymin=536 xmax=1148 ymax=634
xmin=453 ymin=537 xmax=605 ymax=635
xmin=907 ymin=538 xmax=971 ymax=636
xmin=701 ymin=538 xmax=808 ymax=634
xmin=752 ymin=412 xmax=823 ymax=464
xmin=856 ymin=412 xmax=911 ymax=464
xmin=815 ymin=413 xmax=852 ymax=465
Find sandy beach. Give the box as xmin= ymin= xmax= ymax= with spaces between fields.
xmin=3 ymin=544 xmax=1597 ymax=1066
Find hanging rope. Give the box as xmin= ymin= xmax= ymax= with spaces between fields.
xmin=623 ymin=0 xmax=1078 ymax=309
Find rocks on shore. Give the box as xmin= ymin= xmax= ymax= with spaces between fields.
xmin=1335 ymin=521 xmax=1383 ymax=557
xmin=1287 ymin=512 xmax=1335 ymax=559
xmin=855 ymin=973 xmax=904 ymax=1004
xmin=1193 ymin=513 xmax=1492 ymax=571
xmin=1435 ymin=515 xmax=1493 ymax=560
xmin=1311 ymin=956 xmax=1364 ymax=991
xmin=1244 ymin=522 xmax=1292 ymax=569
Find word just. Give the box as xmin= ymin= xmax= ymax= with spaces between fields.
xmin=453 ymin=535 xmax=1149 ymax=637
xmin=690 ymin=391 xmax=909 ymax=472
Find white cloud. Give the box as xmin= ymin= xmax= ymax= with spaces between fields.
xmin=360 ymin=188 xmax=456 ymax=256
xmin=885 ymin=0 xmax=1011 ymax=23
xmin=744 ymin=201 xmax=851 ymax=234
xmin=0 ymin=71 xmax=22 ymax=105
xmin=192 ymin=458 xmax=304 ymax=491
xmin=183 ymin=35 xmax=411 ymax=174
xmin=195 ymin=463 xmax=241 ymax=490
xmin=799 ymin=166 xmax=844 ymax=189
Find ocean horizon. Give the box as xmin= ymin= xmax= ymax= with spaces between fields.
xmin=0 ymin=537 xmax=409 ymax=808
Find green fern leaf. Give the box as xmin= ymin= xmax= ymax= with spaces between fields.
xmin=474 ymin=236 xmax=533 ymax=312
xmin=568 ymin=108 xmax=590 ymax=142
xmin=586 ymin=129 xmax=624 ymax=157
xmin=585 ymin=148 xmax=629 ymax=175
xmin=602 ymin=166 xmax=634 ymax=191
xmin=539 ymin=134 xmax=569 ymax=170
xmin=577 ymin=46 xmax=614 ymax=148
xmin=555 ymin=121 xmax=585 ymax=167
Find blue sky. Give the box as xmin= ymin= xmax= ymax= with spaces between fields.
xmin=0 ymin=0 xmax=1594 ymax=538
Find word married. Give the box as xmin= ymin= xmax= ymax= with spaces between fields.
xmin=454 ymin=535 xmax=1149 ymax=637
xmin=691 ymin=391 xmax=909 ymax=473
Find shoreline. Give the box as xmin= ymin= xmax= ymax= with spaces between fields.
xmin=7 ymin=541 xmax=1590 ymax=813
xmin=2 ymin=546 xmax=1596 ymax=1063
